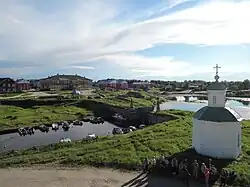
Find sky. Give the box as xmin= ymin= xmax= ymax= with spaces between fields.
xmin=0 ymin=0 xmax=250 ymax=81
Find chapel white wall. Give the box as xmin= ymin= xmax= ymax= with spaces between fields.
xmin=192 ymin=119 xmax=241 ymax=159
xmin=207 ymin=90 xmax=226 ymax=108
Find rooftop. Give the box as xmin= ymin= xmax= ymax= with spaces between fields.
xmin=193 ymin=106 xmax=243 ymax=122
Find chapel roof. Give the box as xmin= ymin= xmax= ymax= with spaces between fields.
xmin=207 ymin=82 xmax=226 ymax=90
xmin=193 ymin=106 xmax=243 ymax=122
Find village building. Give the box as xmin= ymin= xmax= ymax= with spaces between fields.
xmin=131 ymin=81 xmax=152 ymax=90
xmin=29 ymin=79 xmax=41 ymax=89
xmin=192 ymin=64 xmax=243 ymax=159
xmin=16 ymin=79 xmax=31 ymax=91
xmin=97 ymin=79 xmax=128 ymax=90
xmin=0 ymin=78 xmax=16 ymax=93
xmin=39 ymin=74 xmax=92 ymax=91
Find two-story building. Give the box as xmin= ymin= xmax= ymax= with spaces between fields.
xmin=97 ymin=79 xmax=128 ymax=90
xmin=0 ymin=78 xmax=16 ymax=93
xmin=39 ymin=74 xmax=92 ymax=90
xmin=16 ymin=79 xmax=31 ymax=91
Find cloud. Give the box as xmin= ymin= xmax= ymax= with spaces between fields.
xmin=70 ymin=66 xmax=95 ymax=70
xmin=0 ymin=0 xmax=250 ymax=78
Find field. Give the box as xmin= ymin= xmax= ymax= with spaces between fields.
xmin=0 ymin=89 xmax=162 ymax=130
xmin=93 ymin=89 xmax=164 ymax=108
xmin=1 ymin=110 xmax=250 ymax=185
xmin=0 ymin=105 xmax=90 ymax=130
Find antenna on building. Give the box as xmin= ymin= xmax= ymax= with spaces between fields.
xmin=213 ymin=64 xmax=221 ymax=82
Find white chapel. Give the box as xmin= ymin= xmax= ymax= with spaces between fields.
xmin=192 ymin=64 xmax=243 ymax=159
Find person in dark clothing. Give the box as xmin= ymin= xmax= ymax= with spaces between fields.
xmin=227 ymin=171 xmax=237 ymax=186
xmin=220 ymin=169 xmax=228 ymax=187
xmin=171 ymin=157 xmax=179 ymax=175
xmin=143 ymin=158 xmax=149 ymax=172
xmin=180 ymin=165 xmax=191 ymax=187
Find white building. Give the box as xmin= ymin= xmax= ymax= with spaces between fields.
xmin=192 ymin=64 xmax=243 ymax=159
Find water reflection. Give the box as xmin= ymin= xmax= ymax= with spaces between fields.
xmin=238 ymin=100 xmax=250 ymax=106
xmin=159 ymin=100 xmax=250 ymax=120
xmin=0 ymin=122 xmax=117 ymax=153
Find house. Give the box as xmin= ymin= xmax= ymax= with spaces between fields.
xmin=0 ymin=78 xmax=16 ymax=93
xmin=39 ymin=74 xmax=92 ymax=91
xmin=131 ymin=82 xmax=152 ymax=89
xmin=97 ymin=79 xmax=128 ymax=90
xmin=29 ymin=79 xmax=41 ymax=89
xmin=16 ymin=79 xmax=31 ymax=91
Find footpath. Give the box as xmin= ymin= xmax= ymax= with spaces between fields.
xmin=0 ymin=167 xmax=218 ymax=187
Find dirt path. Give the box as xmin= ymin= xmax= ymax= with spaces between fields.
xmin=0 ymin=167 xmax=215 ymax=187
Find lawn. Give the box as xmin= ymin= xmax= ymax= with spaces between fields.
xmin=0 ymin=105 xmax=90 ymax=130
xmin=1 ymin=109 xmax=250 ymax=185
xmin=93 ymin=89 xmax=164 ymax=108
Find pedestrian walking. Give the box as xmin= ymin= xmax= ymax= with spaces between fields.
xmin=201 ymin=163 xmax=206 ymax=175
xmin=192 ymin=160 xmax=199 ymax=178
xmin=220 ymin=169 xmax=227 ymax=187
xmin=180 ymin=165 xmax=191 ymax=187
xmin=171 ymin=157 xmax=178 ymax=175
xmin=204 ymin=167 xmax=210 ymax=187
xmin=143 ymin=158 xmax=149 ymax=172
xmin=208 ymin=158 xmax=212 ymax=169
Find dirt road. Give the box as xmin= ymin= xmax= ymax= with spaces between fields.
xmin=0 ymin=167 xmax=214 ymax=187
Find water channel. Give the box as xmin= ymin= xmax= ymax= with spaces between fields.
xmin=0 ymin=122 xmax=118 ymax=153
xmin=1 ymin=98 xmax=250 ymax=153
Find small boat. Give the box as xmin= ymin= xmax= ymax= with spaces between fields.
xmin=138 ymin=124 xmax=146 ymax=129
xmin=26 ymin=127 xmax=35 ymax=135
xmin=18 ymin=128 xmax=27 ymax=136
xmin=122 ymin=128 xmax=132 ymax=134
xmin=86 ymin=133 xmax=96 ymax=140
xmin=73 ymin=120 xmax=84 ymax=126
xmin=82 ymin=117 xmax=91 ymax=122
xmin=38 ymin=125 xmax=49 ymax=133
xmin=52 ymin=123 xmax=59 ymax=130
xmin=90 ymin=117 xmax=104 ymax=124
xmin=129 ymin=126 xmax=137 ymax=131
xmin=62 ymin=122 xmax=70 ymax=131
xmin=112 ymin=127 xmax=123 ymax=135
xmin=60 ymin=138 xmax=71 ymax=143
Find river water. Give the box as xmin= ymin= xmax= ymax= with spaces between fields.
xmin=0 ymin=122 xmax=117 ymax=153
xmin=159 ymin=99 xmax=250 ymax=119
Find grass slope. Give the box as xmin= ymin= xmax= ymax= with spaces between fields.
xmin=1 ymin=109 xmax=250 ymax=185
xmin=0 ymin=105 xmax=90 ymax=130
xmin=93 ymin=89 xmax=163 ymax=108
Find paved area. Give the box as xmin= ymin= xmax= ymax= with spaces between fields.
xmin=0 ymin=167 xmax=217 ymax=187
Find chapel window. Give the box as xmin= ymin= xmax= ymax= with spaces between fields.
xmin=213 ymin=96 xmax=216 ymax=104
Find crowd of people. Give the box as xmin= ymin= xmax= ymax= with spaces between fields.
xmin=143 ymin=156 xmax=237 ymax=187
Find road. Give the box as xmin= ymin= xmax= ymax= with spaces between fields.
xmin=0 ymin=167 xmax=217 ymax=187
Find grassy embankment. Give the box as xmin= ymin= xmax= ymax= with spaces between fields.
xmin=0 ymin=90 xmax=161 ymax=130
xmin=0 ymin=109 xmax=250 ymax=185
xmin=92 ymin=89 xmax=164 ymax=108
xmin=0 ymin=105 xmax=90 ymax=131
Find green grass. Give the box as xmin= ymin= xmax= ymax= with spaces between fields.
xmin=93 ymin=89 xmax=163 ymax=108
xmin=0 ymin=105 xmax=90 ymax=130
xmin=1 ymin=109 xmax=250 ymax=185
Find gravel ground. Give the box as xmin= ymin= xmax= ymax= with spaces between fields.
xmin=0 ymin=167 xmax=218 ymax=187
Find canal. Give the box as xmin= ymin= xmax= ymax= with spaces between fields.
xmin=0 ymin=121 xmax=118 ymax=153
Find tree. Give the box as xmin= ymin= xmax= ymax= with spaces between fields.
xmin=242 ymin=79 xmax=250 ymax=90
